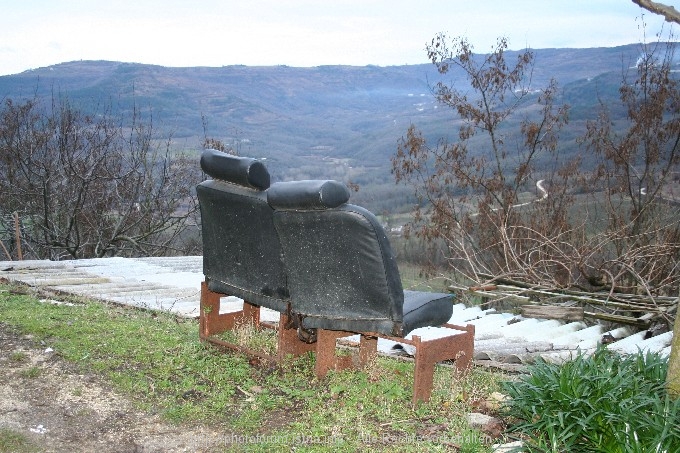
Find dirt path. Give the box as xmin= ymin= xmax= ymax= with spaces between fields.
xmin=0 ymin=322 xmax=230 ymax=453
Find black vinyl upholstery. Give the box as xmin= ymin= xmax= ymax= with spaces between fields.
xmin=267 ymin=180 xmax=453 ymax=337
xmin=197 ymin=149 xmax=288 ymax=311
xmin=266 ymin=179 xmax=350 ymax=210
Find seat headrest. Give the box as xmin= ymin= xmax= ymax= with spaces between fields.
xmin=200 ymin=149 xmax=270 ymax=190
xmin=267 ymin=180 xmax=351 ymax=210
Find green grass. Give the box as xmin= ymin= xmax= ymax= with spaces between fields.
xmin=502 ymin=347 xmax=680 ymax=452
xmin=9 ymin=351 xmax=28 ymax=362
xmin=19 ymin=366 xmax=41 ymax=378
xmin=0 ymin=282 xmax=500 ymax=451
xmin=0 ymin=427 xmax=38 ymax=453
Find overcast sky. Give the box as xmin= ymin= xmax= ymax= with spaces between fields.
xmin=0 ymin=0 xmax=677 ymax=76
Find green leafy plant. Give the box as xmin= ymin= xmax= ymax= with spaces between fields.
xmin=502 ymin=347 xmax=680 ymax=452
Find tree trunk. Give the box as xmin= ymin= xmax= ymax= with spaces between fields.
xmin=668 ymin=303 xmax=680 ymax=399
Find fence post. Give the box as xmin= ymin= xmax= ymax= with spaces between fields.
xmin=0 ymin=239 xmax=11 ymax=261
xmin=13 ymin=212 xmax=22 ymax=261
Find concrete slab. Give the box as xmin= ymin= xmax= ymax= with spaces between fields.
xmin=0 ymin=257 xmax=204 ymax=317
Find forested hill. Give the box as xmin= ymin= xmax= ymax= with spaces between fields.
xmin=0 ymin=44 xmax=653 ymax=210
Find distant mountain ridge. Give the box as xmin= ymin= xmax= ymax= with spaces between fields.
xmin=0 ymin=44 xmax=654 ymax=209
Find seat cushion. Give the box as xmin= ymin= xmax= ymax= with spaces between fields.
xmin=401 ymin=290 xmax=454 ymax=335
xmin=300 ymin=290 xmax=453 ymax=337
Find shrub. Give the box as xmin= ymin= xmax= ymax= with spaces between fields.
xmin=501 ymin=347 xmax=680 ymax=452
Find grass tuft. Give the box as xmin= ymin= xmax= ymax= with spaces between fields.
xmin=218 ymin=319 xmax=278 ymax=356
xmin=19 ymin=366 xmax=41 ymax=378
xmin=0 ymin=428 xmax=38 ymax=453
xmin=10 ymin=351 xmax=28 ymax=362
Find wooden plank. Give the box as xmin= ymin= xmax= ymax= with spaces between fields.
xmin=521 ymin=304 xmax=584 ymax=321
xmin=584 ymin=311 xmax=651 ymax=328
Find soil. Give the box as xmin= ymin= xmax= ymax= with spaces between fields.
xmin=0 ymin=322 xmax=231 ymax=453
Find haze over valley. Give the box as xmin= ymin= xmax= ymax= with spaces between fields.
xmin=0 ymin=43 xmax=662 ymax=212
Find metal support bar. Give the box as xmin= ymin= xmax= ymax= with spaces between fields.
xmin=310 ymin=324 xmax=474 ymax=404
xmin=277 ymin=313 xmax=316 ymax=359
xmin=410 ymin=324 xmax=475 ymax=403
xmin=359 ymin=334 xmax=378 ymax=365
xmin=314 ymin=329 xmax=356 ymax=378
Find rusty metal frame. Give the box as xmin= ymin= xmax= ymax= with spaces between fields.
xmin=200 ymin=281 xmax=475 ymax=403
xmin=312 ymin=324 xmax=475 ymax=403
xmin=199 ymin=281 xmax=315 ymax=363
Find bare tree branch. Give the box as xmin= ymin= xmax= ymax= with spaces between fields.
xmin=633 ymin=0 xmax=680 ymax=25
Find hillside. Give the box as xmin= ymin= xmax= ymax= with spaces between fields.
xmin=0 ymin=44 xmax=652 ymax=210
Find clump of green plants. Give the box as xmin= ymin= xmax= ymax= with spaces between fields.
xmin=502 ymin=347 xmax=680 ymax=452
xmin=10 ymin=351 xmax=28 ymax=362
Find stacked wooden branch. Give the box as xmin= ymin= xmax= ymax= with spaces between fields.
xmin=449 ymin=276 xmax=677 ymax=330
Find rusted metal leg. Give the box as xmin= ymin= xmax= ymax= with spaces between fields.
xmin=200 ymin=281 xmax=225 ymax=337
xmin=452 ymin=325 xmax=475 ymax=372
xmin=411 ymin=327 xmax=475 ymax=404
xmin=412 ymin=335 xmax=437 ymax=404
xmin=200 ymin=280 xmax=261 ymax=338
xmin=277 ymin=313 xmax=315 ymax=360
xmin=314 ymin=329 xmax=355 ymax=378
xmin=314 ymin=329 xmax=338 ymax=379
xmin=358 ymin=334 xmax=378 ymax=366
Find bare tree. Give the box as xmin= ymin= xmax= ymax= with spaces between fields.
xmin=582 ymin=40 xmax=680 ymax=297
xmin=394 ymin=30 xmax=680 ymax=397
xmin=393 ymin=32 xmax=680 ymax=292
xmin=392 ymin=35 xmax=575 ymax=287
xmin=0 ymin=95 xmax=201 ymax=260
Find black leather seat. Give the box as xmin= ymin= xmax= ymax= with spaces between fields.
xmin=196 ymin=152 xmax=472 ymax=403
xmin=196 ymin=149 xmax=289 ymax=311
xmin=267 ymin=179 xmax=454 ymax=337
